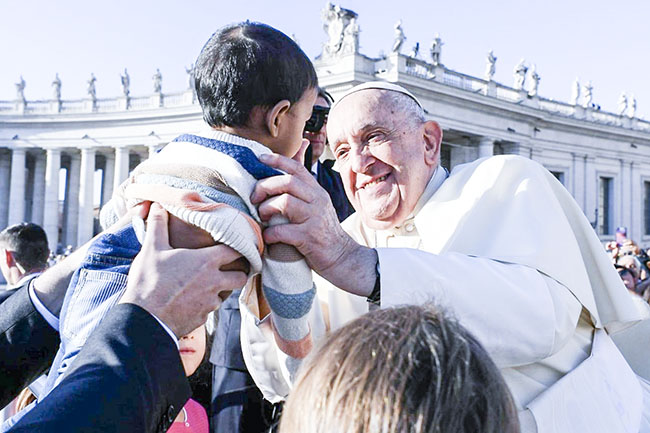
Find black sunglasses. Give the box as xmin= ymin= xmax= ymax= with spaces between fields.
xmin=304 ymin=106 xmax=330 ymax=133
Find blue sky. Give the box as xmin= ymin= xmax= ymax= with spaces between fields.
xmin=1 ymin=0 xmax=649 ymax=118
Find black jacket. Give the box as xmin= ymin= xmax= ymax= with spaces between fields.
xmin=7 ymin=302 xmax=191 ymax=432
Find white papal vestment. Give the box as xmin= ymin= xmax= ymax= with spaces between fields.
xmin=239 ymin=155 xmax=650 ymax=432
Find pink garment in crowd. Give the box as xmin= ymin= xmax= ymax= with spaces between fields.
xmin=166 ymin=398 xmax=208 ymax=433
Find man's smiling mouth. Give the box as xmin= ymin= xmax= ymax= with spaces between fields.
xmin=359 ymin=174 xmax=388 ymax=189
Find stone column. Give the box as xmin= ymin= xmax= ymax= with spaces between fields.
xmin=102 ymin=152 xmax=115 ymax=206
xmin=620 ymin=159 xmax=631 ymax=234
xmin=65 ymin=152 xmax=81 ymax=247
xmin=0 ymin=150 xmax=11 ymax=229
xmin=147 ymin=144 xmax=159 ymax=159
xmin=31 ymin=151 xmax=46 ymax=226
xmin=7 ymin=148 xmax=26 ymax=226
xmin=43 ymin=149 xmax=61 ymax=252
xmin=571 ymin=152 xmax=586 ymax=211
xmin=629 ymin=162 xmax=640 ymax=240
xmin=477 ymin=137 xmax=495 ymax=159
xmin=113 ymin=146 xmax=130 ymax=192
xmin=77 ymin=148 xmax=96 ymax=245
xmin=584 ymin=156 xmax=597 ymax=228
xmin=449 ymin=139 xmax=472 ymax=169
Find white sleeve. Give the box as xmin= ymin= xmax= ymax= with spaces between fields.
xmin=378 ymin=248 xmax=582 ymax=368
xmin=239 ymin=282 xmax=327 ymax=403
xmin=29 ymin=282 xmax=178 ymax=349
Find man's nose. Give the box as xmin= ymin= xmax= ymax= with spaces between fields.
xmin=349 ymin=145 xmax=375 ymax=173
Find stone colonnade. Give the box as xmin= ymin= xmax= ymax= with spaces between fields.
xmin=440 ymin=136 xmax=498 ymax=171
xmin=0 ymin=144 xmax=160 ymax=252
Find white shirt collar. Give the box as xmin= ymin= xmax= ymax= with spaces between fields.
xmin=7 ymin=272 xmax=41 ymax=290
xmin=372 ymin=165 xmax=448 ymax=243
xmin=412 ymin=165 xmax=449 ymax=217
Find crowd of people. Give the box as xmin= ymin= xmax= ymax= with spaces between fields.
xmin=1 ymin=20 xmax=649 ymax=433
xmin=608 ymin=227 xmax=650 ymax=308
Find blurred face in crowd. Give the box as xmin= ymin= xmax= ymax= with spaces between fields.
xmin=179 ymin=324 xmax=207 ymax=377
xmin=619 ymin=269 xmax=637 ymax=293
xmin=328 ymin=89 xmax=442 ymax=230
xmin=303 ymin=95 xmax=331 ymax=165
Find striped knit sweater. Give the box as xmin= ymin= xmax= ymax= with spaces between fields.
xmin=101 ymin=130 xmax=315 ymax=358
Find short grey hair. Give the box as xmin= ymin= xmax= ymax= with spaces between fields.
xmin=380 ymin=90 xmax=426 ymax=128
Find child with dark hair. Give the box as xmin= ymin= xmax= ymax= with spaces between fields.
xmin=1 ymin=21 xmax=319 ymax=431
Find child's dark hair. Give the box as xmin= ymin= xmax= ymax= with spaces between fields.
xmin=194 ymin=21 xmax=318 ymax=129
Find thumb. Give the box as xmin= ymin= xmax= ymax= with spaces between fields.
xmin=144 ymin=202 xmax=171 ymax=251
xmin=291 ymin=139 xmax=310 ymax=165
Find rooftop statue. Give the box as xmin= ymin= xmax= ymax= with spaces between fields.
xmin=628 ymin=95 xmax=637 ymax=118
xmin=429 ymin=34 xmax=443 ymax=66
xmin=87 ymin=73 xmax=97 ymax=100
xmin=392 ymin=20 xmax=406 ymax=53
xmin=529 ymin=64 xmax=540 ymax=97
xmin=185 ymin=63 xmax=195 ymax=91
xmin=582 ymin=81 xmax=593 ymax=108
xmin=52 ymin=73 xmax=61 ymax=101
xmin=617 ymin=92 xmax=628 ymax=116
xmin=120 ymin=68 xmax=130 ymax=98
xmin=409 ymin=42 xmax=419 ymax=58
xmin=485 ymin=50 xmax=497 ymax=81
xmin=321 ymin=2 xmax=358 ymax=57
xmin=15 ymin=76 xmax=26 ymax=103
xmin=513 ymin=58 xmax=527 ymax=90
xmin=153 ymin=68 xmax=162 ymax=93
xmin=570 ymin=78 xmax=580 ymax=105
xmin=340 ymin=16 xmax=360 ymax=55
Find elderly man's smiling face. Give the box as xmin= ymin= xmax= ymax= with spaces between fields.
xmin=328 ymin=89 xmax=442 ymax=230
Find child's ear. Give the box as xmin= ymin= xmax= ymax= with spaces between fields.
xmin=265 ymin=99 xmax=291 ymax=138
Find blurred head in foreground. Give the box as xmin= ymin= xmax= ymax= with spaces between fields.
xmin=280 ymin=305 xmax=519 ymax=433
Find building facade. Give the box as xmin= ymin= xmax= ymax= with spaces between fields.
xmin=2 ymin=5 xmax=650 ymax=252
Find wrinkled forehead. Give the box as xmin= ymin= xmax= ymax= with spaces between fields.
xmin=329 ymin=90 xmax=401 ymax=138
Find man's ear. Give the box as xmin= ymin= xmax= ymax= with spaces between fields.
xmin=422 ymin=120 xmax=443 ymax=166
xmin=3 ymin=249 xmax=15 ymax=268
xmin=265 ymin=99 xmax=291 ymax=138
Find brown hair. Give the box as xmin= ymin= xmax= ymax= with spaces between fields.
xmin=280 ymin=305 xmax=519 ymax=433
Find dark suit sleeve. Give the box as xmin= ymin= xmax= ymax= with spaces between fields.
xmin=0 ymin=285 xmax=59 ymax=408
xmin=317 ymin=160 xmax=355 ymax=222
xmin=0 ymin=288 xmax=18 ymax=305
xmin=10 ymin=303 xmax=191 ymax=433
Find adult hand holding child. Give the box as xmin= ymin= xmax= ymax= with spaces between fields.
xmin=120 ymin=202 xmax=248 ymax=338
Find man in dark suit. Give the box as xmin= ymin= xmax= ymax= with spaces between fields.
xmin=0 ymin=223 xmax=49 ymax=304
xmin=0 ymin=222 xmax=52 ymax=415
xmin=305 ymin=88 xmax=354 ymax=222
xmin=3 ymin=203 xmax=248 ymax=432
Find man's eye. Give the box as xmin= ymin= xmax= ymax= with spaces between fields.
xmin=335 ymin=147 xmax=349 ymax=160
xmin=367 ymin=132 xmax=385 ymax=142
